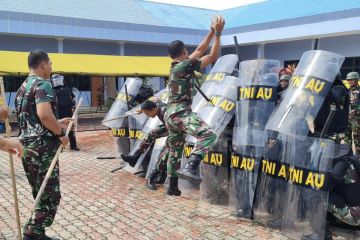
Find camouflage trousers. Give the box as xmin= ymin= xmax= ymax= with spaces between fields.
xmin=21 ymin=138 xmax=61 ymax=239
xmin=139 ymin=124 xmax=168 ymax=153
xmin=165 ymin=110 xmax=217 ymax=177
xmin=139 ymin=124 xmax=169 ymax=172
xmin=345 ymin=117 xmax=360 ymax=154
xmin=328 ymin=161 xmax=360 ymax=227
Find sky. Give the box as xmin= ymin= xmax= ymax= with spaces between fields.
xmin=147 ymin=0 xmax=267 ymax=10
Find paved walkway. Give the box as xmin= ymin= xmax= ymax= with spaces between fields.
xmin=0 ymin=130 xmax=359 ymax=240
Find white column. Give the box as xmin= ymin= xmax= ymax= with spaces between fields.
xmin=311 ymin=38 xmax=320 ymax=50
xmin=57 ymin=38 xmax=64 ymax=53
xmin=119 ymin=41 xmax=125 ymax=56
xmin=257 ymin=43 xmax=265 ymax=59
xmin=118 ymin=42 xmax=125 ymax=90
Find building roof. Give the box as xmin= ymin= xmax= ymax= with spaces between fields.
xmin=1 ymin=0 xmax=360 ymax=46
xmin=1 ymin=0 xmax=360 ymax=30
xmin=0 ymin=0 xmax=213 ymax=30
xmin=223 ymin=0 xmax=360 ymax=29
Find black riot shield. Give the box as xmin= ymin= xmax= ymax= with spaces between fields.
xmin=265 ymin=50 xmax=345 ymax=137
xmin=253 ymin=133 xmax=335 ymax=240
xmin=123 ymin=117 xmax=162 ymax=174
xmin=230 ymin=59 xmax=280 ymax=218
xmin=200 ymin=132 xmax=230 ymax=205
xmin=192 ymin=54 xmax=238 ymax=113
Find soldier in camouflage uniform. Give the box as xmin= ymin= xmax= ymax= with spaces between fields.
xmin=121 ymin=100 xmax=170 ymax=192
xmin=328 ymin=154 xmax=360 ymax=228
xmin=345 ymin=72 xmax=360 ymax=154
xmin=165 ymin=16 xmax=225 ymax=193
xmin=15 ymin=51 xmax=70 ymax=240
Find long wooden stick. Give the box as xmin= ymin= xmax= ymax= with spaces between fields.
xmin=31 ymin=98 xmax=83 ymax=214
xmin=0 ymin=76 xmax=22 ymax=240
xmin=101 ymin=111 xmax=138 ymax=123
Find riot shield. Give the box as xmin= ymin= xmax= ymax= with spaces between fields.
xmin=145 ymin=137 xmax=168 ymax=179
xmin=102 ymin=77 xmax=143 ymax=129
xmin=198 ymin=76 xmax=240 ymax=137
xmin=253 ymin=133 xmax=335 ymax=240
xmin=124 ymin=88 xmax=169 ymax=139
xmin=200 ymin=132 xmax=230 ymax=205
xmin=230 ymin=59 xmax=280 ymax=218
xmin=266 ymin=50 xmax=345 ymax=137
xmin=192 ymin=54 xmax=238 ymax=113
xmin=178 ymin=143 xmax=201 ymax=199
xmin=122 ymin=117 xmax=162 ymax=174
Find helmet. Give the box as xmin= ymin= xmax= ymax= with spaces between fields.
xmin=51 ymin=74 xmax=64 ymax=87
xmin=279 ymin=74 xmax=291 ymax=81
xmin=346 ymin=72 xmax=359 ymax=80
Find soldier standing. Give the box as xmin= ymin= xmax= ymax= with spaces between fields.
xmin=52 ymin=74 xmax=79 ymax=151
xmin=165 ymin=16 xmax=225 ymax=193
xmin=15 ymin=50 xmax=70 ymax=240
xmin=346 ymin=72 xmax=360 ymax=153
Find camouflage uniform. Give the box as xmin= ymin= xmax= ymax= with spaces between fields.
xmin=328 ymin=166 xmax=360 ymax=227
xmin=138 ymin=101 xmax=169 ymax=171
xmin=15 ymin=76 xmax=61 ymax=239
xmin=165 ymin=59 xmax=217 ymax=177
xmin=346 ymin=85 xmax=360 ymax=153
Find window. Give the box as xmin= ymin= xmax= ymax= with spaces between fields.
xmin=3 ymin=76 xmax=26 ymax=92
xmin=64 ymin=75 xmax=91 ymax=91
xmin=284 ymin=60 xmax=299 ymax=68
xmin=340 ymin=57 xmax=360 ymax=78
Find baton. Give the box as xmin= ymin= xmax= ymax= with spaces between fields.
xmin=193 ymin=73 xmax=211 ymax=102
xmin=233 ymin=36 xmax=241 ymax=62
xmin=31 ymin=98 xmax=83 ymax=215
xmin=194 ymin=84 xmax=210 ymax=102
xmin=101 ymin=111 xmax=139 ymax=123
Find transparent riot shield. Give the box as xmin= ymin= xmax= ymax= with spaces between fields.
xmin=200 ymin=132 xmax=230 ymax=206
xmin=230 ymin=59 xmax=280 ymax=218
xmin=123 ymin=117 xmax=162 ymax=174
xmin=197 ymin=76 xmax=240 ymax=137
xmin=253 ymin=133 xmax=335 ymax=240
xmin=180 ymin=76 xmax=239 ymax=198
xmin=192 ymin=54 xmax=238 ymax=113
xmin=102 ymin=77 xmax=143 ymax=129
xmin=125 ymin=88 xmax=169 ymax=138
xmin=178 ymin=143 xmax=201 ymax=199
xmin=145 ymin=137 xmax=168 ymax=179
xmin=266 ymin=50 xmax=345 ymax=137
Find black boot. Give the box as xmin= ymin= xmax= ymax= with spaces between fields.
xmin=146 ymin=169 xmax=159 ymax=190
xmin=176 ymin=155 xmax=202 ymax=184
xmin=121 ymin=150 xmax=142 ymax=167
xmin=156 ymin=170 xmax=167 ymax=184
xmin=167 ymin=177 xmax=181 ymax=196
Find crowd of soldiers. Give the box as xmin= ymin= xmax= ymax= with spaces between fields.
xmin=0 ymin=15 xmax=359 ymax=240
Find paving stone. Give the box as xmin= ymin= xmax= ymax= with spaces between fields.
xmin=0 ymin=130 xmax=357 ymax=240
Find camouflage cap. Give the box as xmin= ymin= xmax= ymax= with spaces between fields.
xmin=346 ymin=72 xmax=359 ymax=80
xmin=279 ymin=74 xmax=291 ymax=81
